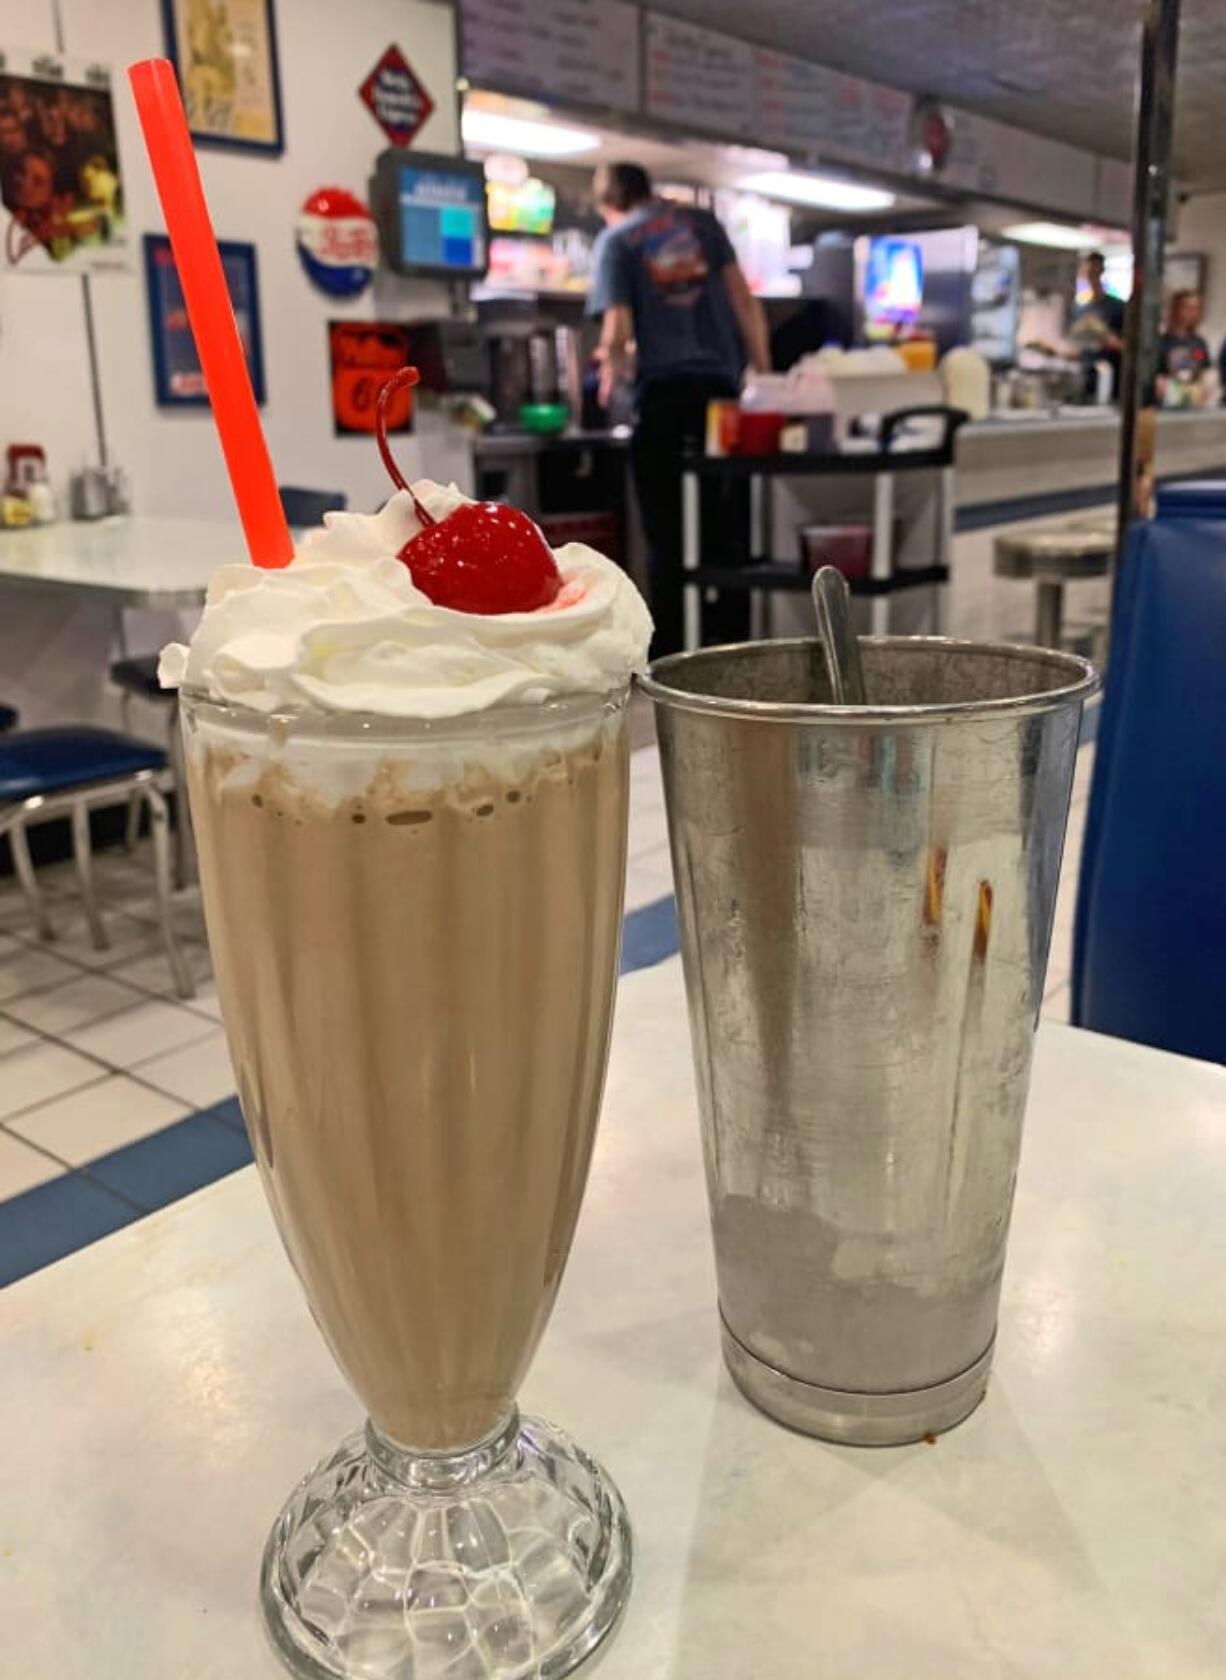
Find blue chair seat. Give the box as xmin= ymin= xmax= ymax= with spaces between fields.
xmin=0 ymin=728 xmax=167 ymax=803
xmin=1073 ymin=510 xmax=1226 ymax=1063
xmin=0 ymin=705 xmax=17 ymax=733
xmin=280 ymin=485 xmax=347 ymax=528
xmin=110 ymin=654 xmax=168 ymax=701
xmin=1154 ymin=479 xmax=1226 ymax=519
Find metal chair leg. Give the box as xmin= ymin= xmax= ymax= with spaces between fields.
xmin=8 ymin=812 xmax=54 ymax=941
xmin=70 ymin=798 xmax=109 ymax=951
xmin=167 ymin=700 xmax=195 ymax=890
xmin=124 ymin=787 xmax=143 ymax=851
xmin=1035 ymin=579 xmax=1065 ymax=648
xmin=144 ymin=783 xmax=195 ymax=1000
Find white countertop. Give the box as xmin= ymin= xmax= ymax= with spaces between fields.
xmin=964 ymin=404 xmax=1226 ymax=438
xmin=0 ymin=515 xmax=244 ymax=607
xmin=4 ymin=957 xmax=1225 ymax=1677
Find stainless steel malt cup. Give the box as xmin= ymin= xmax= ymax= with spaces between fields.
xmin=641 ymin=638 xmax=1097 ymax=1445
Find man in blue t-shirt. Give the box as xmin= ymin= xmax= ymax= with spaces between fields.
xmin=588 ymin=162 xmax=768 ymax=654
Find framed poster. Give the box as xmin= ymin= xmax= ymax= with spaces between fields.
xmin=144 ymin=233 xmax=266 ymax=406
xmin=0 ymin=49 xmax=128 ymax=274
xmin=161 ymin=0 xmax=284 ymax=154
xmin=1166 ymin=253 xmax=1207 ymax=298
xmin=329 ymin=322 xmax=414 ymax=437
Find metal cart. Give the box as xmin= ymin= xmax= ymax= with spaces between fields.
xmin=681 ymin=406 xmax=967 ymax=649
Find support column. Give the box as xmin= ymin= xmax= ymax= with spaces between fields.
xmin=1115 ymin=0 xmax=1182 ymax=601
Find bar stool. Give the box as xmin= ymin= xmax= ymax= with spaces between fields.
xmin=0 ymin=727 xmax=194 ymax=998
xmin=993 ymin=526 xmax=1114 ymax=649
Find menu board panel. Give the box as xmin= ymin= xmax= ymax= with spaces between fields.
xmin=753 ymin=50 xmax=909 ymax=172
xmin=754 ymin=49 xmax=832 ymax=154
xmin=461 ymin=0 xmax=640 ymax=111
xmin=826 ymin=74 xmax=910 ymax=171
xmin=645 ymin=14 xmax=755 ymax=140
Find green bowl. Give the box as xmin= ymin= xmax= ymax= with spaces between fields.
xmin=519 ymin=402 xmax=570 ymax=436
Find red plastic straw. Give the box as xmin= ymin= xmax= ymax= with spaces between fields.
xmin=128 ymin=59 xmax=292 ymax=569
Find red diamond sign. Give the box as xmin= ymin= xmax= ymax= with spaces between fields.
xmin=360 ymin=44 xmax=435 ymax=148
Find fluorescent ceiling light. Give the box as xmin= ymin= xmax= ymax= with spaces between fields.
xmin=462 ymin=109 xmax=599 ymax=158
xmin=739 ymin=170 xmax=895 ymax=212
xmin=1002 ymin=221 xmax=1094 ymax=250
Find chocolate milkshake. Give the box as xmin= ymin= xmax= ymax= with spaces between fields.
xmin=162 ymin=419 xmax=652 ymax=1680
xmin=185 ymin=691 xmax=628 ymax=1450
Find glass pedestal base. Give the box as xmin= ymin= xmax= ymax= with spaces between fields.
xmin=260 ymin=1410 xmax=632 ymax=1680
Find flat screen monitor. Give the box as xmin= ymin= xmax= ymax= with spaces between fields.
xmin=487 ymin=177 xmax=555 ymax=237
xmin=863 ymin=237 xmax=924 ymax=337
xmin=373 ymin=149 xmax=489 ymax=280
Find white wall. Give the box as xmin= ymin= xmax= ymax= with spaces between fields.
xmin=1171 ymin=192 xmax=1226 ymax=361
xmin=1 ymin=0 xmax=465 ymax=517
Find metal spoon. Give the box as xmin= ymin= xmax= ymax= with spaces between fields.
xmin=811 ymin=566 xmax=867 ymax=705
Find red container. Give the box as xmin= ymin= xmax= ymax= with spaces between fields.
xmin=735 ymin=410 xmax=785 ymax=456
xmin=799 ymin=523 xmax=873 ymax=581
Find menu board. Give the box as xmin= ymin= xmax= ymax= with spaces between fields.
xmin=461 ymin=0 xmax=640 ymax=111
xmin=754 ymin=50 xmax=909 ymax=172
xmin=826 ymin=74 xmax=910 ymax=171
xmin=754 ymin=49 xmax=833 ymax=155
xmin=941 ymin=111 xmax=1096 ymax=217
xmin=645 ymin=14 xmax=755 ymax=140
xmin=1029 ymin=135 xmax=1097 ymax=219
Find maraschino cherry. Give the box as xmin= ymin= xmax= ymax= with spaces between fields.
xmin=375 ymin=368 xmax=562 ymax=615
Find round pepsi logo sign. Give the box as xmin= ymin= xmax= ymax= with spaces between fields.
xmin=296 ymin=188 xmax=378 ymax=298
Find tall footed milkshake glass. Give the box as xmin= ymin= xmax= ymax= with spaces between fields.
xmin=164 ymin=445 xmax=652 ymax=1679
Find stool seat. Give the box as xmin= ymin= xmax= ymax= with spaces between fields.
xmin=0 ymin=727 xmax=167 ymax=804
xmin=0 ymin=705 xmax=18 ymax=733
xmin=110 ymin=654 xmax=169 ymax=701
xmin=994 ymin=528 xmax=1114 ymax=581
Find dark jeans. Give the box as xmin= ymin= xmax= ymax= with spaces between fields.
xmin=631 ymin=375 xmax=750 ymax=658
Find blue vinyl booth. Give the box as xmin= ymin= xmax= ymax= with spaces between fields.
xmin=1072 ymin=481 xmax=1226 ymax=1063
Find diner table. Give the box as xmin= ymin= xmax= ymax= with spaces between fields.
xmin=0 ymin=515 xmax=243 ymax=609
xmin=0 ymin=515 xmax=244 ymax=728
xmin=3 ymin=956 xmax=1225 ymax=1677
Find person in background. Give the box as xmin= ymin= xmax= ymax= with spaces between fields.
xmin=1069 ymin=250 xmax=1125 ymax=399
xmin=588 ymin=162 xmax=769 ymax=655
xmin=1157 ymin=289 xmax=1211 ymax=403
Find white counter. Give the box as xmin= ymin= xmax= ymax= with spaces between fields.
xmin=4 ymin=956 xmax=1225 ymax=1678
xmin=956 ymin=405 xmax=1226 ymax=511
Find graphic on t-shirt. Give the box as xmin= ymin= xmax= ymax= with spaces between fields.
xmin=631 ymin=211 xmax=709 ymax=305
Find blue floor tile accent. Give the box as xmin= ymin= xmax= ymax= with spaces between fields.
xmin=621 ymin=894 xmax=680 ymax=974
xmin=206 ymin=1095 xmax=248 ymax=1135
xmin=85 ymin=1109 xmax=253 ymax=1213
xmin=0 ymin=1172 xmax=140 ymax=1288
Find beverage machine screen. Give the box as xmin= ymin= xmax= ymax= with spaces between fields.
xmin=373 ymin=150 xmax=489 ymax=280
xmin=863 ymin=237 xmax=924 ymax=339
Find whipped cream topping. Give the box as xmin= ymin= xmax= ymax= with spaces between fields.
xmin=161 ymin=481 xmax=653 ymax=719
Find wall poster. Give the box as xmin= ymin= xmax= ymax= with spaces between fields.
xmin=0 ymin=49 xmax=127 ymax=274
xmin=329 ymin=321 xmax=415 ymax=437
xmin=161 ymin=0 xmax=284 ymax=154
xmin=145 ymin=232 xmax=265 ymax=406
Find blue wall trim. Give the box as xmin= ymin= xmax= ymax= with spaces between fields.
xmin=956 ymin=460 xmax=1226 ymax=534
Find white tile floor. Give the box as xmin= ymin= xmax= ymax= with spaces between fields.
xmin=0 ymin=851 xmax=222 ymax=1199
xmin=0 ymin=724 xmax=1093 ymax=1203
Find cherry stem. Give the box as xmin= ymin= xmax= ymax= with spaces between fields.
xmin=375 ymin=367 xmax=434 ymax=526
